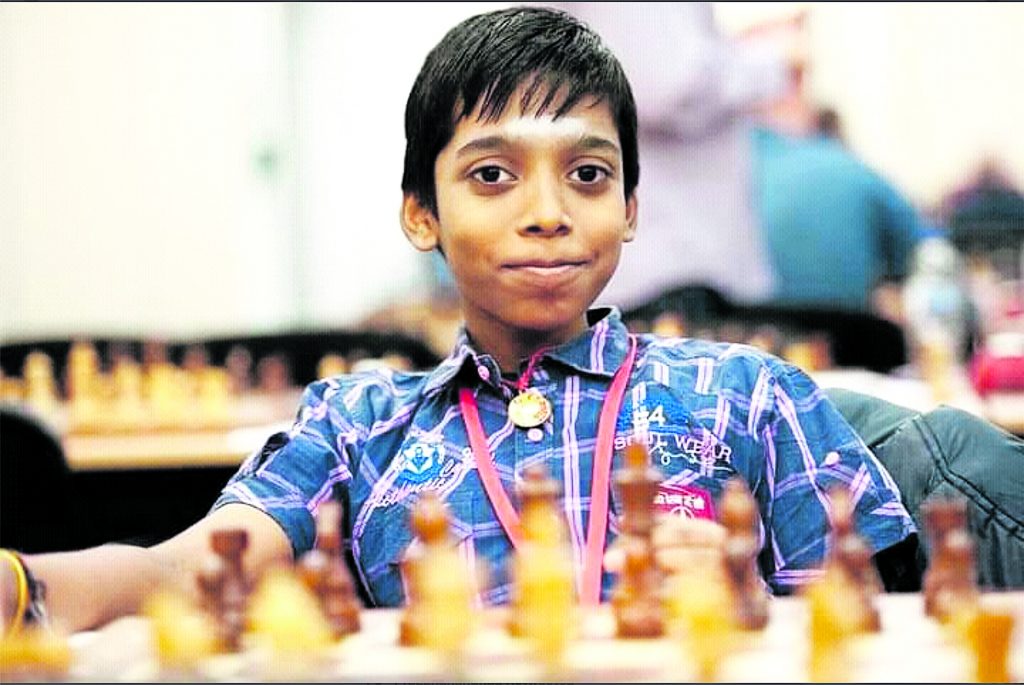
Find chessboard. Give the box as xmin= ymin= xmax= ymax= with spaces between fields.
xmin=40 ymin=592 xmax=1024 ymax=682
xmin=3 ymin=449 xmax=1020 ymax=683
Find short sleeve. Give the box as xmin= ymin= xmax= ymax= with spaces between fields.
xmin=760 ymin=363 xmax=916 ymax=593
xmin=211 ymin=380 xmax=356 ymax=557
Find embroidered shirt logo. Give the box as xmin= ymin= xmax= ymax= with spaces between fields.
xmin=376 ymin=439 xmax=470 ymax=509
xmin=399 ymin=441 xmax=444 ymax=484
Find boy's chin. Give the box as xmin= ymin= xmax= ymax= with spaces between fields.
xmin=504 ymin=307 xmax=592 ymax=337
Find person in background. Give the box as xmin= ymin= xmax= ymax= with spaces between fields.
xmin=814 ymin=106 xmax=844 ymax=143
xmin=744 ymin=13 xmax=926 ymax=315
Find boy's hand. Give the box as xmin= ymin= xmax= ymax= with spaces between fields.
xmin=605 ymin=515 xmax=726 ymax=578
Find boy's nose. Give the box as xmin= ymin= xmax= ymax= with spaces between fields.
xmin=520 ymin=174 xmax=571 ymax=236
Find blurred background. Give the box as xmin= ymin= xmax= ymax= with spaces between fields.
xmin=1 ymin=2 xmax=1022 ymax=551
xmin=2 ymin=2 xmax=1022 ymax=342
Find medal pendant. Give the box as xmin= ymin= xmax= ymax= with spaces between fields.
xmin=508 ymin=388 xmax=552 ymax=428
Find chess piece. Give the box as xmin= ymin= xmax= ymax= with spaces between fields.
xmin=827 ymin=487 xmax=880 ymax=631
xmin=247 ymin=567 xmax=334 ymax=678
xmin=398 ymin=491 xmax=474 ymax=662
xmin=804 ymin=564 xmax=864 ymax=683
xmin=316 ymin=353 xmax=348 ymax=380
xmin=199 ymin=529 xmax=251 ymax=652
xmin=0 ymin=622 xmax=72 ymax=681
xmin=673 ymin=578 xmax=735 ymax=682
xmin=610 ymin=443 xmax=664 ymax=638
xmin=930 ymin=527 xmax=980 ymax=624
xmin=719 ymin=477 xmax=769 ymax=630
xmin=921 ymin=497 xmax=977 ymax=620
xmin=196 ymin=367 xmax=232 ymax=429
xmin=381 ymin=353 xmax=413 ymax=372
xmin=297 ymin=499 xmax=361 ymax=638
xmin=143 ymin=586 xmax=219 ymax=674
xmin=22 ymin=352 xmax=60 ymax=418
xmin=964 ymin=604 xmax=1015 ymax=683
xmin=256 ymin=354 xmax=292 ymax=394
xmin=224 ymin=345 xmax=254 ymax=395
xmin=509 ymin=464 xmax=575 ymax=667
xmin=109 ymin=356 xmax=146 ymax=431
xmin=145 ymin=359 xmax=187 ymax=430
xmin=66 ymin=339 xmax=100 ymax=400
xmin=651 ymin=312 xmax=687 ymax=338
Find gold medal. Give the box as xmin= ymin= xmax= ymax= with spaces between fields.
xmin=508 ymin=388 xmax=552 ymax=428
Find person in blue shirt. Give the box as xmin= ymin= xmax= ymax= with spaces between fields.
xmin=1 ymin=6 xmax=917 ymax=635
xmin=753 ymin=124 xmax=925 ymax=313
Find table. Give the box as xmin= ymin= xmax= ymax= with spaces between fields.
xmin=54 ymin=391 xmax=301 ymax=471
xmin=53 ymin=592 xmax=1024 ymax=682
xmin=62 ymin=422 xmax=291 ymax=471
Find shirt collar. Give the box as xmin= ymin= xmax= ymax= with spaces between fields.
xmin=422 ymin=307 xmax=632 ymax=396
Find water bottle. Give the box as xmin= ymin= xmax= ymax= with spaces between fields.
xmin=902 ymin=229 xmax=972 ymax=401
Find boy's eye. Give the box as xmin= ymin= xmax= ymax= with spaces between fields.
xmin=570 ymin=165 xmax=609 ymax=184
xmin=471 ymin=166 xmax=514 ymax=184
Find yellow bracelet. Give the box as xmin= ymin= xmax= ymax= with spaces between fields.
xmin=0 ymin=549 xmax=29 ymax=636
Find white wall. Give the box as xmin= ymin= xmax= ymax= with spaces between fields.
xmin=0 ymin=3 xmax=296 ymax=342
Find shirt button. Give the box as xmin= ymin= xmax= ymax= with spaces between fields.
xmin=824 ymin=451 xmax=840 ymax=466
xmin=526 ymin=427 xmax=544 ymax=442
xmin=477 ymin=364 xmax=490 ymax=381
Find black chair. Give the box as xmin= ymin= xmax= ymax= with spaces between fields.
xmin=623 ymin=284 xmax=909 ymax=373
xmin=0 ymin=406 xmax=76 ymax=553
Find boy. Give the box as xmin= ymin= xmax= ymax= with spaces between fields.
xmin=1 ymin=6 xmax=915 ymax=634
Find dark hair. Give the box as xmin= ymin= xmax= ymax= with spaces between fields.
xmin=401 ymin=6 xmax=638 ymax=215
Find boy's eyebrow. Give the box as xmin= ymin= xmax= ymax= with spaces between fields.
xmin=455 ymin=134 xmax=621 ymax=157
xmin=576 ymin=135 xmax=621 ymax=155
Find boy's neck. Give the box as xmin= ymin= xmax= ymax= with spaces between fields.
xmin=468 ymin=316 xmax=589 ymax=375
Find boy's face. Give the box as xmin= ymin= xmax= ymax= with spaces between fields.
xmin=402 ymin=87 xmax=638 ymax=353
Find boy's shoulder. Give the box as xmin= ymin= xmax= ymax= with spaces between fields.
xmin=640 ymin=333 xmax=791 ymax=372
xmin=302 ymin=366 xmax=435 ymax=406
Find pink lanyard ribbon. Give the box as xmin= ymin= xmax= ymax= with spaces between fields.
xmin=459 ymin=335 xmax=637 ymax=605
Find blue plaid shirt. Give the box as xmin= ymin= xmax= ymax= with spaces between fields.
xmin=214 ymin=308 xmax=914 ymax=605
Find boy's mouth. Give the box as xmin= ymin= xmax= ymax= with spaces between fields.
xmin=504 ymin=258 xmax=587 ymax=271
xmin=502 ymin=259 xmax=588 ymax=285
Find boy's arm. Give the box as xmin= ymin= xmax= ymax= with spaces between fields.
xmin=3 ymin=503 xmax=292 ymax=634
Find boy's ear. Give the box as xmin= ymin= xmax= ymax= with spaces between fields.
xmin=623 ymin=191 xmax=639 ymax=242
xmin=400 ymin=194 xmax=440 ymax=252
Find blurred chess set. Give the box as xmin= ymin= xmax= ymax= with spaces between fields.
xmin=0 ymin=339 xmax=418 ymax=470
xmin=1 ymin=444 xmax=1020 ymax=683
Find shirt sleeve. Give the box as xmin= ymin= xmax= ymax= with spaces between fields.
xmin=210 ymin=379 xmax=357 ymax=557
xmin=759 ymin=361 xmax=916 ymax=593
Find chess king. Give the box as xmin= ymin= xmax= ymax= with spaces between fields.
xmin=1 ymin=6 xmax=918 ymax=635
